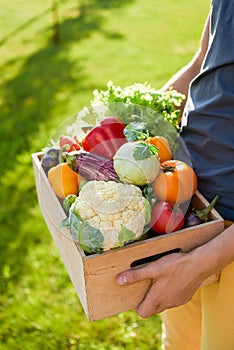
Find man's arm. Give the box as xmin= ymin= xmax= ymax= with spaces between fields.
xmin=116 ymin=12 xmax=234 ymax=318
xmin=116 ymin=222 xmax=234 ymax=318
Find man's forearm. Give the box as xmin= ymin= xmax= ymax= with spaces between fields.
xmin=161 ymin=60 xmax=202 ymax=96
xmin=189 ymin=224 xmax=234 ymax=281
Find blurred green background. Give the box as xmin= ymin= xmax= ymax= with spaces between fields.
xmin=0 ymin=1 xmax=209 ymax=349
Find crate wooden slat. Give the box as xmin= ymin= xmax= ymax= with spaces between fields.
xmin=32 ymin=152 xmax=224 ymax=321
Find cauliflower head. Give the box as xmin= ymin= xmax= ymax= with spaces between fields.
xmin=62 ymin=180 xmax=151 ymax=254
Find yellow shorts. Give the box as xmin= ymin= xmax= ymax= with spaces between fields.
xmin=161 ymin=222 xmax=234 ymax=350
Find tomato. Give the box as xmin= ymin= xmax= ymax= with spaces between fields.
xmin=150 ymin=201 xmax=185 ymax=234
xmin=153 ymin=160 xmax=198 ymax=204
xmin=59 ymin=135 xmax=81 ymax=152
xmin=149 ymin=136 xmax=172 ymax=163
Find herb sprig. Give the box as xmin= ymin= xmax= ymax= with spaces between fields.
xmin=91 ymin=81 xmax=185 ymax=130
xmin=123 ymin=116 xmax=159 ymax=161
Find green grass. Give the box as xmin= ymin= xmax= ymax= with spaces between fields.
xmin=0 ymin=0 xmax=209 ymax=349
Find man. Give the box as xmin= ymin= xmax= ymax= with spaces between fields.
xmin=117 ymin=1 xmax=234 ymax=348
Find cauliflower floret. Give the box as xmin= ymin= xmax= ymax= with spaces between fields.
xmin=100 ymin=229 xmax=120 ymax=251
xmin=67 ymin=180 xmax=151 ymax=253
xmin=74 ymin=200 xmax=95 ymax=221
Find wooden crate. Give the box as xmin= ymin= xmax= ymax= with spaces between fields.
xmin=32 ymin=152 xmax=224 ymax=321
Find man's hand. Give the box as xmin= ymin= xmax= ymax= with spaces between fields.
xmin=116 ymin=251 xmax=205 ymax=318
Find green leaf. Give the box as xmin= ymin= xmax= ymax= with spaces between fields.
xmin=124 ymin=121 xmax=149 ymax=142
xmin=117 ymin=226 xmax=136 ymax=247
xmin=78 ymin=222 xmax=104 ymax=255
xmin=69 ymin=211 xmax=81 ymax=241
xmin=69 ymin=212 xmax=104 ymax=254
xmin=60 ymin=217 xmax=70 ymax=228
xmin=133 ymin=142 xmax=159 ymax=160
xmin=144 ymin=199 xmax=152 ymax=226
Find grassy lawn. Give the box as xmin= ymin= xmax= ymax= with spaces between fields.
xmin=0 ymin=0 xmax=209 ymax=349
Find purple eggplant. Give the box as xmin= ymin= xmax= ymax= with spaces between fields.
xmin=64 ymin=150 xmax=119 ymax=182
xmin=184 ymin=195 xmax=219 ymax=228
xmin=41 ymin=147 xmax=60 ymax=175
xmin=184 ymin=212 xmax=203 ymax=227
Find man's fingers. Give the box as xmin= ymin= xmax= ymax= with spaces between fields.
xmin=116 ymin=264 xmax=156 ymax=286
xmin=136 ymin=285 xmax=163 ymax=318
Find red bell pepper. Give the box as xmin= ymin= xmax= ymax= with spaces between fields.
xmin=82 ymin=116 xmax=127 ymax=159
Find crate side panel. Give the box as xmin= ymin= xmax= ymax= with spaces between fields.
xmin=32 ymin=153 xmax=88 ymax=315
xmin=84 ymin=217 xmax=224 ymax=321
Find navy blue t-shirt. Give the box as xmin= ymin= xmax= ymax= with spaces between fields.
xmin=180 ymin=0 xmax=234 ymax=220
